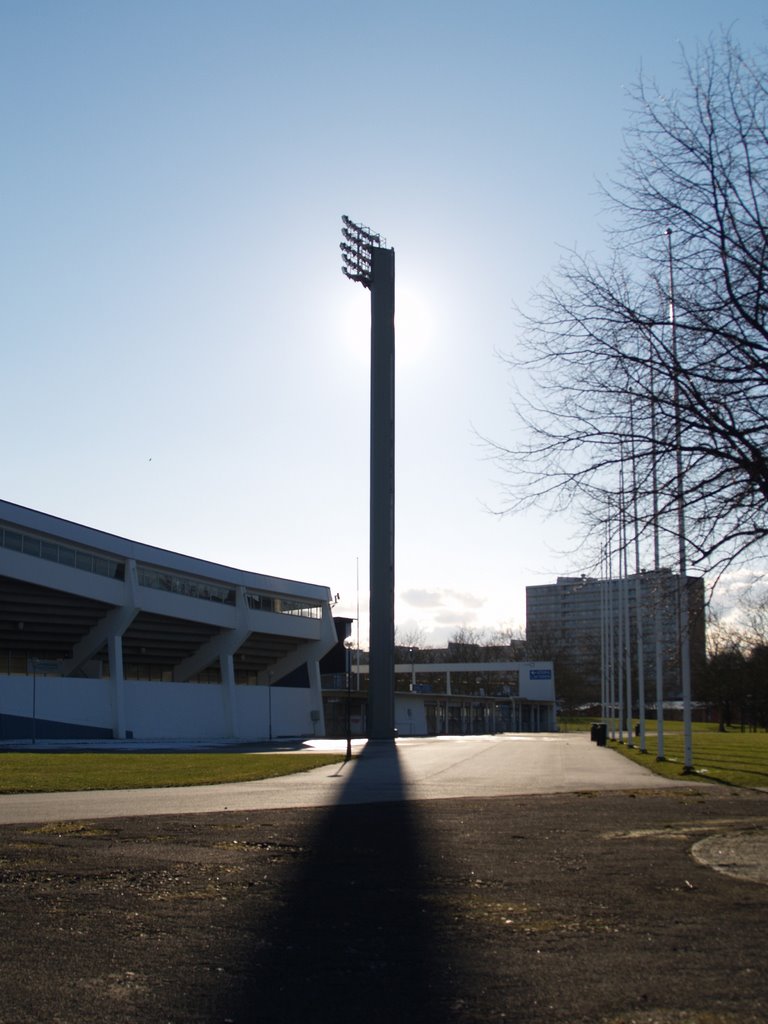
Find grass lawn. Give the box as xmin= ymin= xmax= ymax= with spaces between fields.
xmin=607 ymin=723 xmax=768 ymax=789
xmin=558 ymin=716 xmax=768 ymax=789
xmin=0 ymin=751 xmax=346 ymax=794
xmin=557 ymin=716 xmax=595 ymax=731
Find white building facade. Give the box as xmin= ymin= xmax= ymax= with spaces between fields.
xmin=324 ymin=660 xmax=557 ymax=737
xmin=0 ymin=501 xmax=337 ymax=742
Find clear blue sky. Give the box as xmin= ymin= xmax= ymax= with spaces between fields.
xmin=2 ymin=1 xmax=765 ymax=645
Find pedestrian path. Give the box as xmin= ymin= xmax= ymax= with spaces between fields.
xmin=0 ymin=733 xmax=700 ymax=825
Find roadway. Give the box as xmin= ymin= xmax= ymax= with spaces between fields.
xmin=0 ymin=732 xmax=700 ymax=824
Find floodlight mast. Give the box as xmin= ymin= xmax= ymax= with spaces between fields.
xmin=340 ymin=215 xmax=386 ymax=286
xmin=340 ymin=215 xmax=395 ymax=742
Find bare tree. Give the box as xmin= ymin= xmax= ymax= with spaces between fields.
xmin=495 ymin=34 xmax=768 ymax=580
xmin=394 ymin=624 xmax=428 ymax=652
xmin=487 ymin=624 xmax=527 ymax=654
xmin=446 ymin=627 xmax=491 ymax=662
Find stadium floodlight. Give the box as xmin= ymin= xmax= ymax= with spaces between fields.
xmin=340 ymin=214 xmax=396 ymax=741
xmin=340 ymin=215 xmax=386 ymax=287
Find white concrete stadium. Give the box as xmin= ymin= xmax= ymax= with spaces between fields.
xmin=0 ymin=500 xmax=336 ymax=742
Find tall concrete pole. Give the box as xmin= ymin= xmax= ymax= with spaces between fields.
xmin=340 ymin=217 xmax=396 ymax=741
xmin=368 ymin=245 xmax=396 ymax=740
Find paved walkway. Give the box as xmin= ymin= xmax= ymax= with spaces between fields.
xmin=0 ymin=732 xmax=700 ymax=824
xmin=1 ymin=734 xmax=767 ymax=1023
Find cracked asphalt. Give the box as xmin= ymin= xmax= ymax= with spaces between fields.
xmin=0 ymin=737 xmax=766 ymax=1023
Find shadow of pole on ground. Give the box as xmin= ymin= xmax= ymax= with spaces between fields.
xmin=213 ymin=740 xmax=460 ymax=1024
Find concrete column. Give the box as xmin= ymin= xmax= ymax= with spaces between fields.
xmin=107 ymin=634 xmax=126 ymax=739
xmin=306 ymin=659 xmax=325 ymax=737
xmin=220 ymin=653 xmax=237 ymax=738
xmin=368 ymin=244 xmax=396 ymax=741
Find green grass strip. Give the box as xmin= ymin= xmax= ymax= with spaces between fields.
xmin=0 ymin=751 xmax=345 ymax=794
xmin=607 ymin=726 xmax=768 ymax=789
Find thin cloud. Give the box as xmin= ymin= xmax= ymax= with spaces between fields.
xmin=401 ymin=587 xmax=486 ymax=610
xmin=401 ymin=588 xmax=445 ymax=608
xmin=445 ymin=589 xmax=486 ymax=609
xmin=435 ymin=610 xmax=480 ymax=626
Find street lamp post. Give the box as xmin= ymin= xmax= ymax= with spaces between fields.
xmin=340 ymin=215 xmax=396 ymax=742
xmin=344 ymin=639 xmax=353 ymax=761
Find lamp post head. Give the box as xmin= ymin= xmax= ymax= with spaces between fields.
xmin=340 ymin=214 xmax=386 ymax=288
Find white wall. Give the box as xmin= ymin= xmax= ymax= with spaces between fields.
xmin=236 ymin=685 xmax=322 ymax=741
xmin=0 ymin=674 xmax=320 ymax=741
xmin=124 ymin=680 xmax=228 ymax=739
xmin=394 ymin=696 xmax=427 ymax=736
xmin=1 ymin=675 xmax=112 ymax=730
xmin=519 ymin=665 xmax=556 ymax=702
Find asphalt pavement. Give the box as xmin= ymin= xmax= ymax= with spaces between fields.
xmin=0 ymin=732 xmax=702 ymax=824
xmin=2 ymin=733 xmax=768 ymax=1023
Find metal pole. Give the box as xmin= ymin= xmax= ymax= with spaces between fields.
xmin=649 ymin=337 xmax=666 ymax=761
xmin=607 ymin=516 xmax=617 ymax=740
xmin=616 ymin=489 xmax=625 ymax=744
xmin=666 ymin=228 xmax=693 ymax=773
xmin=629 ymin=401 xmax=647 ymax=752
xmin=621 ymin=465 xmax=634 ymax=748
xmin=600 ymin=539 xmax=607 ymax=725
xmin=345 ymin=641 xmax=352 ymax=761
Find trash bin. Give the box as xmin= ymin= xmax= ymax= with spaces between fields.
xmin=595 ymin=723 xmax=607 ymax=747
xmin=590 ymin=723 xmax=600 ymax=742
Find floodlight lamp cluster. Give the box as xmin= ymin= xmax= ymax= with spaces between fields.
xmin=340 ymin=214 xmax=385 ymax=287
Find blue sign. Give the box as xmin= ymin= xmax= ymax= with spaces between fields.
xmin=529 ymin=669 xmax=552 ymax=680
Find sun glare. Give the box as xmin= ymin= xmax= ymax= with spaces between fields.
xmin=340 ymin=285 xmax=434 ymax=366
xmin=396 ymin=287 xmax=434 ymax=364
